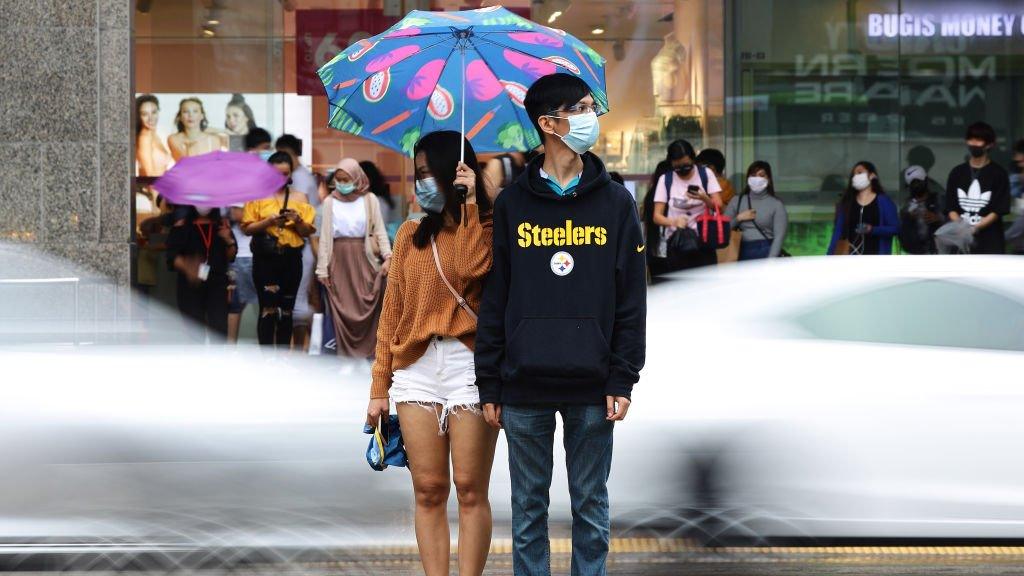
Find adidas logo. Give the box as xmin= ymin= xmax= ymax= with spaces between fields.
xmin=957 ymin=179 xmax=991 ymax=226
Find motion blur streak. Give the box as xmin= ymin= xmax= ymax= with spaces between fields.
xmin=4 ymin=243 xmax=1024 ymax=569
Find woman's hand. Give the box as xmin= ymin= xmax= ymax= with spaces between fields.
xmin=317 ymin=276 xmax=329 ymax=286
xmin=281 ymin=209 xmax=300 ymax=224
xmin=454 ymin=162 xmax=476 ymax=204
xmin=381 ymin=257 xmax=392 ymax=277
xmin=737 ymin=209 xmax=756 ymax=222
xmin=366 ymin=398 xmax=390 ymax=428
xmin=674 ymin=215 xmax=690 ymax=228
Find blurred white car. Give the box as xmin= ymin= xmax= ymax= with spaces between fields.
xmin=2 ymin=249 xmax=1024 ymax=569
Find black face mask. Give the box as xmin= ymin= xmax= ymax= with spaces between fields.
xmin=675 ymin=164 xmax=694 ymax=176
xmin=968 ymin=145 xmax=987 ymax=159
xmin=909 ymin=179 xmax=928 ymax=197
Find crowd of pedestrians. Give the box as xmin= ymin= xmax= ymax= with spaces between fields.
xmin=135 ymin=76 xmax=1024 ymax=575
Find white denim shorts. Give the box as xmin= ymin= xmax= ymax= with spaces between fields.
xmin=391 ymin=336 xmax=480 ymax=434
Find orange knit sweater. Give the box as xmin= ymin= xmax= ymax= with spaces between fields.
xmin=371 ymin=205 xmax=493 ymax=399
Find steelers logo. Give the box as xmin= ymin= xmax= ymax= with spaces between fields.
xmin=550 ymin=251 xmax=574 ymax=277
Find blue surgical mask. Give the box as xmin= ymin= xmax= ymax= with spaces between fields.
xmin=335 ymin=182 xmax=356 ymax=196
xmin=548 ymin=111 xmax=600 ymax=154
xmin=258 ymin=150 xmax=274 ymax=162
xmin=414 ymin=177 xmax=445 ymax=213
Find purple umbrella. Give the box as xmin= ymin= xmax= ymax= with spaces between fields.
xmin=152 ymin=151 xmax=287 ymax=207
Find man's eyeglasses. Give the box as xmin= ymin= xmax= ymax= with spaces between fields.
xmin=547 ymin=102 xmax=606 ymax=117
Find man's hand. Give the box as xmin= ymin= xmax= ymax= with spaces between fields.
xmin=606 ymin=396 xmax=631 ymax=421
xmin=483 ymin=403 xmax=502 ymax=429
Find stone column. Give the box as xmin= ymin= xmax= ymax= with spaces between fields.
xmin=0 ymin=0 xmax=132 ymax=284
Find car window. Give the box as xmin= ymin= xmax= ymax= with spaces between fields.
xmin=796 ymin=279 xmax=1024 ymax=352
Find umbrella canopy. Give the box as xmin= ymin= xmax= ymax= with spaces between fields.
xmin=152 ymin=151 xmax=287 ymax=207
xmin=317 ymin=6 xmax=608 ymax=157
xmin=934 ymin=219 xmax=974 ymax=254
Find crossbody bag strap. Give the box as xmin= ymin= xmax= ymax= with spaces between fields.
xmin=430 ymin=235 xmax=478 ymax=322
xmin=745 ymin=193 xmax=773 ymax=241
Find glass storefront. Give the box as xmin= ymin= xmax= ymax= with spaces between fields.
xmin=132 ymin=0 xmax=1024 ymax=271
xmin=726 ymin=0 xmax=1024 ymax=254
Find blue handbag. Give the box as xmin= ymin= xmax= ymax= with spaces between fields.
xmin=364 ymin=414 xmax=409 ymax=471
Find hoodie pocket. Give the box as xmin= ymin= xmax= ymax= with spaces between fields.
xmin=506 ymin=317 xmax=610 ymax=381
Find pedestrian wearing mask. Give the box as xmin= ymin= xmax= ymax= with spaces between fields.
xmin=827 ymin=161 xmax=899 ymax=255
xmin=650 ymin=139 xmax=723 ymax=269
xmin=724 ymin=161 xmax=788 ymax=260
xmin=945 ymin=122 xmax=1011 ymax=255
xmin=899 ymin=165 xmax=944 ymax=255
xmin=370 ymin=131 xmax=496 ymax=576
xmin=166 ymin=206 xmax=237 ymax=340
xmin=241 ymin=152 xmax=317 ymax=347
xmin=476 ymin=73 xmax=647 ymax=576
xmin=316 ymin=158 xmax=392 ymax=358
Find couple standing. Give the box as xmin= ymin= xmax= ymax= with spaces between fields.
xmin=369 ymin=73 xmax=647 ymax=576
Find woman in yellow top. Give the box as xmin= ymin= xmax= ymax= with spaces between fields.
xmin=241 ymin=151 xmax=316 ymax=347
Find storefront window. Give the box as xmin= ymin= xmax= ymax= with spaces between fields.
xmin=726 ymin=0 xmax=1024 ymax=254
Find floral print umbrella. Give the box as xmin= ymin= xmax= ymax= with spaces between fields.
xmin=317 ymin=6 xmax=608 ymax=157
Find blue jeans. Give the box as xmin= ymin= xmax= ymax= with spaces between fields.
xmin=503 ymin=404 xmax=614 ymax=576
xmin=738 ymin=238 xmax=772 ymax=260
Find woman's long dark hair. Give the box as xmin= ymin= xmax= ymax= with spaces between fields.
xmin=742 ymin=160 xmax=776 ymax=197
xmin=411 ymin=131 xmax=491 ymax=249
xmin=360 ymin=160 xmax=395 ymax=210
xmin=838 ymin=160 xmax=885 ymax=214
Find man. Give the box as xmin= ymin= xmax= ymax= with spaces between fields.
xmin=1005 ymin=140 xmax=1024 ymax=253
xmin=945 ymin=122 xmax=1011 ymax=254
xmin=275 ymin=134 xmax=319 ymax=207
xmin=696 ymin=148 xmax=733 ymax=207
xmin=245 ymin=127 xmax=273 ymax=155
xmin=899 ymin=165 xmax=944 ymax=255
xmin=475 ymin=73 xmax=647 ymax=576
xmin=225 ymin=128 xmax=274 ymax=343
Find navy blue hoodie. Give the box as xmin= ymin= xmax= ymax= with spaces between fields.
xmin=475 ymin=152 xmax=647 ymax=406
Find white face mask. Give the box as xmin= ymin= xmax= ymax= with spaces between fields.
xmin=547 ymin=111 xmax=600 ymax=155
xmin=852 ymin=172 xmax=872 ymax=191
xmin=748 ymin=176 xmax=769 ymax=194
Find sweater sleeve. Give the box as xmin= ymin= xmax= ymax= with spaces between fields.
xmin=370 ymin=223 xmax=411 ymax=399
xmin=872 ymin=195 xmax=900 ymax=238
xmin=371 ymin=195 xmax=393 ymax=260
xmin=474 ymin=195 xmax=510 ymax=405
xmin=769 ymin=201 xmax=788 ymax=257
xmin=827 ymin=209 xmax=845 ymax=255
xmin=606 ymin=200 xmax=648 ymax=399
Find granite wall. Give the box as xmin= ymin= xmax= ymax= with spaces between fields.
xmin=0 ymin=0 xmax=132 ymax=284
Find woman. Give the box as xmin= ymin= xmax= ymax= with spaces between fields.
xmin=241 ymin=152 xmax=317 ymax=347
xmin=167 ymin=97 xmax=222 ymax=161
xmin=369 ymin=131 xmax=496 ymax=576
xmin=136 ymin=94 xmax=173 ymax=177
xmin=165 ymin=206 xmax=237 ymax=340
xmin=224 ymin=94 xmax=256 ymax=136
xmin=315 ymin=159 xmax=392 ymax=358
xmin=725 ymin=161 xmax=789 ymax=260
xmin=650 ymin=139 xmax=723 ymax=270
xmin=828 ymin=161 xmax=899 ymax=255
xmin=359 ymin=160 xmax=399 ymax=227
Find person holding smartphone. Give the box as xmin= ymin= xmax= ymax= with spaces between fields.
xmin=650 ymin=139 xmax=723 ymax=270
xmin=241 ymin=151 xmax=316 ymax=347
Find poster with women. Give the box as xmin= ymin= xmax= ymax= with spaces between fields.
xmin=134 ymin=93 xmax=311 ymax=176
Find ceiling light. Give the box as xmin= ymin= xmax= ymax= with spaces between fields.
xmin=202 ymin=28 xmax=216 ymax=38
xmin=548 ymin=10 xmax=562 ymax=23
xmin=591 ymin=27 xmax=605 ymax=35
xmin=206 ymin=19 xmax=220 ymax=26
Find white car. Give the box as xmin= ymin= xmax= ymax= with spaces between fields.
xmin=1 ymin=250 xmax=1023 ymax=569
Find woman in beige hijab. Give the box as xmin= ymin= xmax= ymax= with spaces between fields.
xmin=316 ymin=158 xmax=392 ymax=357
